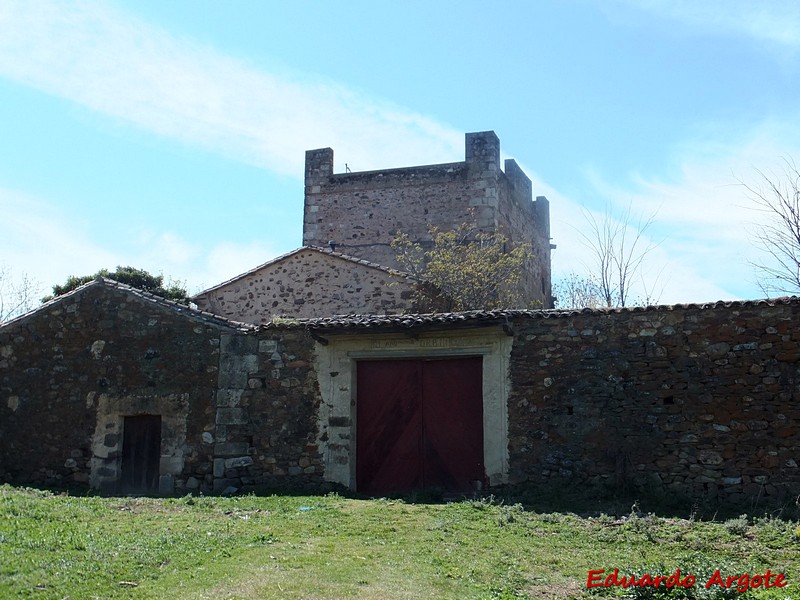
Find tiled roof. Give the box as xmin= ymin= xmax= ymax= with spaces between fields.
xmin=260 ymin=310 xmax=526 ymax=331
xmin=0 ymin=277 xmax=254 ymax=332
xmin=260 ymin=296 xmax=800 ymax=331
xmin=6 ymin=275 xmax=797 ymax=335
xmin=191 ymin=245 xmax=417 ymax=298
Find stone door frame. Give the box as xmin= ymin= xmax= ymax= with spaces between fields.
xmin=313 ymin=326 xmax=512 ymax=490
xmin=89 ymin=392 xmax=190 ymax=494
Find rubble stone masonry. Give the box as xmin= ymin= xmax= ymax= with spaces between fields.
xmin=0 ymin=281 xmax=326 ymax=495
xmin=2 ymin=279 xmax=799 ymax=509
xmin=193 ymin=247 xmax=421 ymax=324
xmin=0 ymin=282 xmax=223 ymax=492
xmin=506 ymin=299 xmax=800 ymax=506
xmin=209 ymin=329 xmax=324 ymax=494
xmin=303 ymin=131 xmax=553 ymax=307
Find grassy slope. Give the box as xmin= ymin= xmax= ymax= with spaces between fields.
xmin=0 ymin=485 xmax=797 ymax=599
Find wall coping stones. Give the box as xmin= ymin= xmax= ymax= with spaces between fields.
xmin=0 ymin=277 xmax=254 ymax=333
xmin=257 ymin=296 xmax=800 ymax=332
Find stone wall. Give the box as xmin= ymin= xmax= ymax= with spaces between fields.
xmin=506 ymin=299 xmax=800 ymax=507
xmin=496 ymin=160 xmax=552 ymax=308
xmin=0 ymin=280 xmax=326 ymax=495
xmin=193 ymin=247 xmax=422 ymax=324
xmin=3 ymin=278 xmax=799 ymax=509
xmin=208 ymin=329 xmax=325 ymax=494
xmin=303 ymin=131 xmax=553 ymax=308
xmin=0 ymin=281 xmax=225 ymax=492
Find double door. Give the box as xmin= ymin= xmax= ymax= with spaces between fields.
xmin=356 ymin=357 xmax=484 ymax=495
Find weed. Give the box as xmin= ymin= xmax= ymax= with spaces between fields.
xmin=722 ymin=515 xmax=749 ymax=537
xmin=497 ymin=503 xmax=525 ymax=527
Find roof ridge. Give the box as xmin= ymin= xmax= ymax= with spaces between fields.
xmin=303 ymin=245 xmax=417 ymax=278
xmin=1 ymin=277 xmax=254 ymax=331
xmin=97 ymin=277 xmax=255 ymax=330
xmin=257 ymin=296 xmax=800 ymax=330
xmin=192 ymin=245 xmax=417 ymax=298
xmin=0 ymin=277 xmax=103 ymax=329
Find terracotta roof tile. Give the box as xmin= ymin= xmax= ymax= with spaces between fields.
xmin=259 ymin=296 xmax=800 ymax=331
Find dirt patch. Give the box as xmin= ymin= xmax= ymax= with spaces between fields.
xmin=527 ymin=578 xmax=586 ymax=599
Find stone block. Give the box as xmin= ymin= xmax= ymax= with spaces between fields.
xmin=158 ymin=474 xmax=174 ymax=495
xmin=216 ymin=389 xmax=243 ymax=407
xmin=160 ymin=456 xmax=184 ymax=475
xmin=225 ymin=456 xmax=254 ymax=469
xmin=698 ymin=450 xmax=723 ymax=466
xmin=218 ymin=334 xmax=259 ymax=387
xmin=213 ymin=458 xmax=226 ymax=478
xmin=707 ymin=342 xmax=730 ymax=357
xmin=215 ymin=442 xmax=248 ymax=456
xmin=216 ymin=407 xmax=248 ymax=425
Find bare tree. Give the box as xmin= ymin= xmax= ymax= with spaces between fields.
xmin=0 ymin=265 xmax=40 ymax=323
xmin=740 ymin=160 xmax=800 ymax=296
xmin=577 ymin=205 xmax=660 ymax=308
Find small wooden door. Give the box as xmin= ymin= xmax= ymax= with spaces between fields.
xmin=120 ymin=415 xmax=161 ymax=494
xmin=356 ymin=357 xmax=484 ymax=495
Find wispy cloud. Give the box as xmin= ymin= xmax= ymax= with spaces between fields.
xmin=0 ymin=0 xmax=463 ymax=178
xmin=615 ymin=0 xmax=800 ymax=48
xmin=1 ymin=1 xmax=798 ymax=305
xmin=546 ymin=120 xmax=800 ymax=302
xmin=127 ymin=233 xmax=281 ymax=296
xmin=0 ymin=186 xmax=282 ymax=295
xmin=0 ymin=0 xmax=461 ymax=297
xmin=533 ymin=177 xmax=735 ymax=305
xmin=0 ymin=188 xmax=120 ymax=288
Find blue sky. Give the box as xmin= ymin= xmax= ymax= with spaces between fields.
xmin=2 ymin=0 xmax=800 ymax=305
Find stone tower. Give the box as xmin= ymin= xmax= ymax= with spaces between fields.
xmin=303 ymin=131 xmax=553 ymax=308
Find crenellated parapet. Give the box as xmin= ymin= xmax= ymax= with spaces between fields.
xmin=302 ymin=131 xmax=554 ymax=307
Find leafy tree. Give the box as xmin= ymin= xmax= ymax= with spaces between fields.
xmin=740 ymin=161 xmax=800 ymax=295
xmin=43 ymin=266 xmax=188 ymax=304
xmin=392 ymin=224 xmax=535 ymax=311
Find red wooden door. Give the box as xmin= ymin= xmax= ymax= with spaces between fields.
xmin=356 ymin=360 xmax=423 ymax=494
xmin=421 ymin=357 xmax=484 ymax=492
xmin=356 ymin=357 xmax=484 ymax=495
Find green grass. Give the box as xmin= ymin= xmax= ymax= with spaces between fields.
xmin=0 ymin=485 xmax=798 ymax=599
